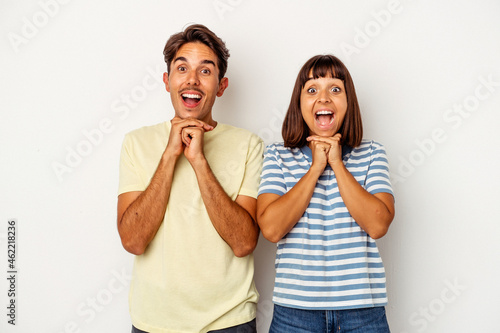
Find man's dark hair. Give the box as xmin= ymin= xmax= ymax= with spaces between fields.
xmin=163 ymin=24 xmax=230 ymax=81
xmin=282 ymin=54 xmax=363 ymax=148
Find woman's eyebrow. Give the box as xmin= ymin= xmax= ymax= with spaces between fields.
xmin=305 ymin=76 xmax=342 ymax=83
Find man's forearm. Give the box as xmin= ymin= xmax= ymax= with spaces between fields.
xmin=191 ymin=158 xmax=259 ymax=257
xmin=118 ymin=152 xmax=177 ymax=255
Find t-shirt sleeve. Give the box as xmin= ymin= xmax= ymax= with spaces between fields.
xmin=365 ymin=142 xmax=394 ymax=197
xmin=118 ymin=133 xmax=144 ymax=195
xmin=237 ymin=134 xmax=264 ymax=199
xmin=258 ymin=144 xmax=287 ymax=196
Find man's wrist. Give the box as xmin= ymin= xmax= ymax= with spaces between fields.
xmin=162 ymin=147 xmax=182 ymax=163
xmin=188 ymin=154 xmax=209 ymax=171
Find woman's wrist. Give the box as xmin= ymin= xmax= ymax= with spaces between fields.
xmin=308 ymin=163 xmax=324 ymax=179
xmin=330 ymin=159 xmax=347 ymax=178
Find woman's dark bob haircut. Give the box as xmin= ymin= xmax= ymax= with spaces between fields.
xmin=163 ymin=24 xmax=230 ymax=82
xmin=282 ymin=54 xmax=363 ymax=148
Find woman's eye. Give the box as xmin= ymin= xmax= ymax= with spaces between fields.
xmin=331 ymin=87 xmax=341 ymax=92
xmin=307 ymin=87 xmax=316 ymax=93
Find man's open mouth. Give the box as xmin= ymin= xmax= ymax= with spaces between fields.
xmin=315 ymin=110 xmax=334 ymax=127
xmin=181 ymin=93 xmax=202 ymax=107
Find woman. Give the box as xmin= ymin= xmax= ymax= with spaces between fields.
xmin=257 ymin=55 xmax=395 ymax=332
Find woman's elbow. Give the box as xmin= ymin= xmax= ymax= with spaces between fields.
xmin=369 ymin=226 xmax=389 ymax=240
xmin=260 ymin=226 xmax=283 ymax=243
xmin=369 ymin=206 xmax=394 ymax=239
xmin=368 ymin=218 xmax=393 ymax=239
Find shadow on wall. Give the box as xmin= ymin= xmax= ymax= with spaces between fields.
xmin=253 ymin=234 xmax=277 ymax=332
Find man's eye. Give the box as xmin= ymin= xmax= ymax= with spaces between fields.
xmin=201 ymin=69 xmax=211 ymax=75
xmin=307 ymin=87 xmax=316 ymax=93
xmin=178 ymin=66 xmax=186 ymax=72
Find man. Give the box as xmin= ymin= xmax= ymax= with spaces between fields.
xmin=117 ymin=24 xmax=263 ymax=333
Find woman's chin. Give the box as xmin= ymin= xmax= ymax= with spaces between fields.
xmin=310 ymin=129 xmax=337 ymax=137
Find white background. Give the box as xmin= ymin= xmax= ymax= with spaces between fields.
xmin=1 ymin=1 xmax=499 ymax=332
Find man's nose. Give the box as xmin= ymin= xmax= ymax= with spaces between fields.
xmin=186 ymin=71 xmax=200 ymax=85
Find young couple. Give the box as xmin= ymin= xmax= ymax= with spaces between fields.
xmin=117 ymin=24 xmax=394 ymax=333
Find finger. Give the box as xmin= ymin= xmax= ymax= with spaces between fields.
xmin=311 ymin=141 xmax=329 ymax=152
xmin=311 ymin=136 xmax=343 ymax=148
xmin=181 ymin=118 xmax=214 ymax=131
xmin=181 ymin=134 xmax=191 ymax=147
xmin=171 ymin=116 xmax=186 ymax=127
xmin=182 ymin=119 xmax=213 ymax=131
xmin=314 ymin=141 xmax=328 ymax=148
xmin=183 ymin=126 xmax=205 ymax=144
xmin=171 ymin=117 xmax=213 ymax=132
xmin=307 ymin=133 xmax=342 ymax=140
xmin=308 ymin=136 xmax=334 ymax=145
xmin=201 ymin=122 xmax=214 ymax=132
xmin=181 ymin=128 xmax=193 ymax=147
xmin=311 ymin=140 xmax=328 ymax=147
xmin=307 ymin=135 xmax=332 ymax=141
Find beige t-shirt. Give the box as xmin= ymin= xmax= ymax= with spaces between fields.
xmin=118 ymin=121 xmax=263 ymax=333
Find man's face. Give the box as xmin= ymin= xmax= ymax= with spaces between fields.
xmin=163 ymin=42 xmax=228 ymax=126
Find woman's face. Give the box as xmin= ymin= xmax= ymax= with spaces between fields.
xmin=300 ymin=74 xmax=347 ymax=137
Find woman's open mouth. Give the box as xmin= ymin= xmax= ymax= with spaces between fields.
xmin=315 ymin=110 xmax=334 ymax=128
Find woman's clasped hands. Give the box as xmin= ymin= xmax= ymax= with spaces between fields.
xmin=307 ymin=133 xmax=344 ymax=172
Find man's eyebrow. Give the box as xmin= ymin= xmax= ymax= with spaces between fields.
xmin=201 ymin=59 xmax=216 ymax=67
xmin=173 ymin=56 xmax=188 ymax=64
xmin=172 ymin=57 xmax=216 ymax=67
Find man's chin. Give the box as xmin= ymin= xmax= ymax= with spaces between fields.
xmin=174 ymin=110 xmax=214 ymax=125
xmin=176 ymin=110 xmax=200 ymax=119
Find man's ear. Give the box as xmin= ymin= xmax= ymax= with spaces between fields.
xmin=216 ymin=77 xmax=229 ymax=97
xmin=163 ymin=72 xmax=170 ymax=92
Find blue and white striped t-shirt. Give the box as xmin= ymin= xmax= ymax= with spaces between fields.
xmin=258 ymin=139 xmax=394 ymax=310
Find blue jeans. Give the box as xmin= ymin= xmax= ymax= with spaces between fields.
xmin=132 ymin=318 xmax=256 ymax=333
xmin=269 ymin=304 xmax=390 ymax=333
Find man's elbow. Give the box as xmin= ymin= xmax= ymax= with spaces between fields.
xmin=121 ymin=237 xmax=146 ymax=256
xmin=232 ymin=238 xmax=258 ymax=258
xmin=233 ymin=248 xmax=252 ymax=258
